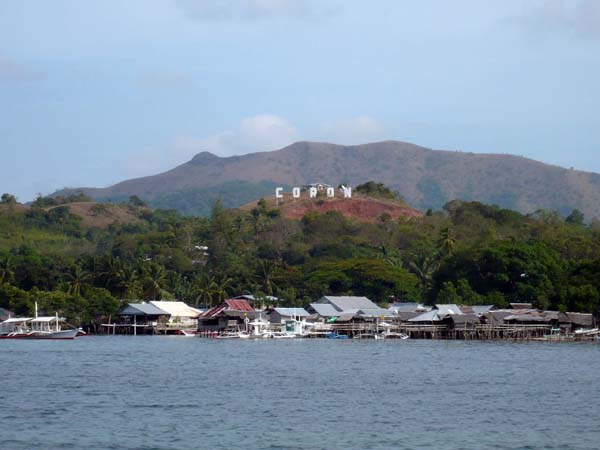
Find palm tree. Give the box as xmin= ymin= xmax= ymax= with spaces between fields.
xmin=213 ymin=276 xmax=233 ymax=304
xmin=0 ymin=256 xmax=14 ymax=285
xmin=438 ymin=227 xmax=457 ymax=256
xmin=101 ymin=256 xmax=122 ymax=294
xmin=409 ymin=254 xmax=439 ymax=293
xmin=194 ymin=274 xmax=217 ymax=307
xmin=65 ymin=265 xmax=91 ymax=296
xmin=141 ymin=263 xmax=167 ymax=301
xmin=115 ymin=266 xmax=138 ymax=300
xmin=256 ymin=260 xmax=277 ymax=295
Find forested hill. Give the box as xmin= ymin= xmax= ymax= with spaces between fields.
xmin=58 ymin=140 xmax=600 ymax=217
xmin=1 ymin=192 xmax=600 ymax=327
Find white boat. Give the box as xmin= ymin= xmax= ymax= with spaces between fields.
xmin=381 ymin=331 xmax=409 ymax=340
xmin=574 ymin=328 xmax=599 ymax=335
xmin=247 ymin=313 xmax=271 ymax=337
xmin=271 ymin=332 xmax=296 ymax=339
xmin=215 ymin=331 xmax=251 ymax=339
xmin=0 ymin=311 xmax=79 ymax=340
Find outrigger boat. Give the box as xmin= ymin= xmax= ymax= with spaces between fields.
xmin=0 ymin=305 xmax=80 ymax=340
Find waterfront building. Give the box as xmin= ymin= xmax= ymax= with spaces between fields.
xmin=119 ymin=303 xmax=169 ymax=325
xmin=149 ymin=301 xmax=202 ymax=329
xmin=197 ymin=299 xmax=255 ymax=333
xmin=268 ymin=307 xmax=310 ymax=325
xmin=232 ymin=294 xmax=279 ymax=309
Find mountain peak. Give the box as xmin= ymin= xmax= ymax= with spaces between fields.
xmin=190 ymin=151 xmax=220 ymax=165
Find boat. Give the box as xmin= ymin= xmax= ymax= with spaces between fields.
xmin=272 ymin=332 xmax=296 ymax=339
xmin=0 ymin=317 xmax=81 ymax=339
xmin=381 ymin=331 xmax=409 ymax=340
xmin=176 ymin=330 xmax=197 ymax=337
xmin=247 ymin=313 xmax=271 ymax=337
xmin=353 ymin=332 xmax=377 ymax=339
xmin=215 ymin=330 xmax=251 ymax=339
xmin=0 ymin=312 xmax=79 ymax=340
xmin=326 ymin=331 xmax=349 ymax=339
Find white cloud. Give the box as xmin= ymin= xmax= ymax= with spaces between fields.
xmin=125 ymin=113 xmax=298 ymax=177
xmin=125 ymin=113 xmax=390 ymax=178
xmin=174 ymin=0 xmax=336 ymax=21
xmin=320 ymin=115 xmax=386 ymax=145
xmin=193 ymin=113 xmax=299 ymax=156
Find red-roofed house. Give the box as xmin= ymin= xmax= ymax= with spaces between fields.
xmin=197 ymin=299 xmax=255 ymax=332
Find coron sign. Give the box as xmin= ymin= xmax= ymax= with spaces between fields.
xmin=275 ymin=184 xmax=352 ymax=199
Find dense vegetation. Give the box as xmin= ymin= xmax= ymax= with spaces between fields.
xmin=1 ymin=189 xmax=600 ymax=328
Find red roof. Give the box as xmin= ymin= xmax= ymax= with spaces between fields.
xmin=200 ymin=299 xmax=254 ymax=318
xmin=225 ymin=299 xmax=254 ymax=312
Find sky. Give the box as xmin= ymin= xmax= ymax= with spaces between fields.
xmin=1 ymin=0 xmax=599 ymax=202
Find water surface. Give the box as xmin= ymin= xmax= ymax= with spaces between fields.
xmin=1 ymin=337 xmax=599 ymax=450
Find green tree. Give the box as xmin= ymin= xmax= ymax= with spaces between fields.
xmin=436 ymin=281 xmax=461 ymax=304
xmin=195 ymin=273 xmax=217 ymax=307
xmin=1 ymin=193 xmax=17 ymax=205
xmin=141 ymin=263 xmax=167 ymax=300
xmin=0 ymin=256 xmax=14 ymax=285
xmin=65 ymin=266 xmax=91 ymax=296
xmin=438 ymin=227 xmax=457 ymax=256
xmin=213 ymin=276 xmax=233 ymax=304
xmin=566 ymin=209 xmax=585 ymax=226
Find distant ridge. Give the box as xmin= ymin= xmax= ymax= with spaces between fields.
xmin=59 ymin=140 xmax=600 ymax=217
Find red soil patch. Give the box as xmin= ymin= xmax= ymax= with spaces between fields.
xmin=241 ymin=194 xmax=422 ymax=223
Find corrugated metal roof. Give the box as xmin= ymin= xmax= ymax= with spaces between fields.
xmin=150 ymin=301 xmax=202 ymax=318
xmin=356 ymin=308 xmax=397 ymax=318
xmin=224 ymin=299 xmax=254 ymax=311
xmin=435 ymin=304 xmax=463 ymax=315
xmin=273 ymin=308 xmax=309 ymax=317
xmin=452 ymin=314 xmax=480 ymax=325
xmin=390 ymin=303 xmax=423 ymax=313
xmin=310 ymin=303 xmax=340 ymax=317
xmin=565 ymin=312 xmax=593 ymax=327
xmin=200 ymin=304 xmax=227 ymax=319
xmin=233 ymin=294 xmax=279 ymax=302
xmin=504 ymin=313 xmax=550 ymax=323
xmin=398 ymin=311 xmax=422 ymax=321
xmin=408 ymin=310 xmax=443 ymax=322
xmin=472 ymin=305 xmax=495 ymax=315
xmin=318 ymin=296 xmax=379 ymax=312
xmin=510 ymin=303 xmax=533 ymax=309
xmin=120 ymin=303 xmax=168 ymax=316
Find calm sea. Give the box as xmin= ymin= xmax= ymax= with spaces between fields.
xmin=1 ymin=337 xmax=599 ymax=450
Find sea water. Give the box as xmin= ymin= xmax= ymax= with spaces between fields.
xmin=1 ymin=337 xmax=599 ymax=450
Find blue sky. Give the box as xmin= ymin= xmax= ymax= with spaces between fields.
xmin=1 ymin=0 xmax=599 ymax=201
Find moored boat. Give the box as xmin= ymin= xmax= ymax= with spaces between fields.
xmin=0 ymin=307 xmax=79 ymax=340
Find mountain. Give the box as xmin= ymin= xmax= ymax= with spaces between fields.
xmin=61 ymin=141 xmax=600 ymax=218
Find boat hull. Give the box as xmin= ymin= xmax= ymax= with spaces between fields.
xmin=0 ymin=329 xmax=79 ymax=340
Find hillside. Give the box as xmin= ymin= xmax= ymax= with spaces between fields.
xmin=58 ymin=140 xmax=600 ymax=218
xmin=240 ymin=192 xmax=422 ymax=223
xmin=46 ymin=202 xmax=145 ymax=229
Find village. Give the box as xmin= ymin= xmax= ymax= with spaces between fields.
xmin=95 ymin=295 xmax=599 ymax=341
